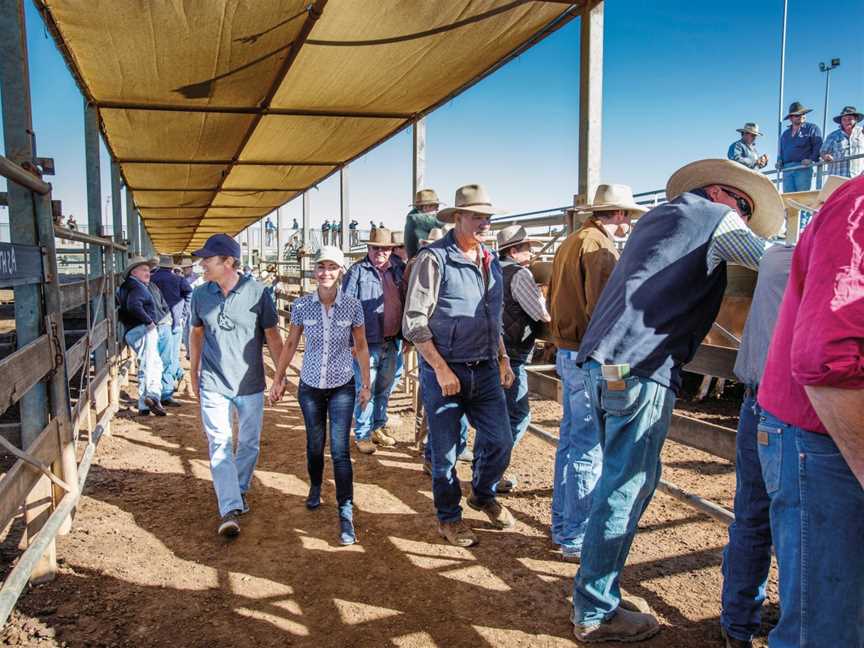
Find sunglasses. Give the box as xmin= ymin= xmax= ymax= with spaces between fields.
xmin=217 ymin=301 xmax=235 ymax=331
xmin=721 ymin=188 xmax=753 ymax=220
xmin=368 ymin=245 xmax=391 ymax=253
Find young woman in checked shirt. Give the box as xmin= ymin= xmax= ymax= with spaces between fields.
xmin=270 ymin=246 xmax=371 ymax=545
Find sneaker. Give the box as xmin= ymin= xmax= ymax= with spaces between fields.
xmin=144 ymin=397 xmax=167 ymax=417
xmin=467 ymin=495 xmax=515 ymax=529
xmin=372 ymin=428 xmax=396 ymax=447
xmin=457 ymin=448 xmax=474 ymax=463
xmin=306 ymin=485 xmax=322 ymax=510
xmin=437 ymin=519 xmax=478 ymax=547
xmin=339 ymin=516 xmax=356 ymax=545
xmin=573 ymin=608 xmax=660 ymax=643
xmin=497 ymin=476 xmax=517 ymax=493
xmin=161 ymin=399 xmax=182 ymax=408
xmin=721 ymin=628 xmax=752 ymax=648
xmin=240 ymin=494 xmax=250 ymax=515
xmin=218 ymin=510 xmax=242 ymax=537
xmin=355 ymin=439 xmax=377 ymax=455
xmin=422 ymin=459 xmax=432 ymax=476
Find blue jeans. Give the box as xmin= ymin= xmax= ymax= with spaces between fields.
xmin=782 ymin=166 xmax=813 ymax=192
xmin=424 ymin=413 xmax=469 ymax=461
xmin=503 ymin=359 xmax=530 ymax=447
xmin=156 ymin=323 xmax=175 ymax=401
xmin=572 ymin=360 xmax=676 ymax=625
xmin=169 ymin=327 xmax=183 ymax=382
xmin=721 ymin=392 xmax=772 ymax=642
xmin=125 ymin=324 xmax=163 ymax=410
xmin=758 ymin=409 xmax=864 ymax=648
xmin=551 ymin=350 xmax=602 ymax=552
xmin=389 ymin=346 xmax=405 ymax=398
xmin=199 ymin=390 xmax=265 ymax=517
xmin=420 ymin=359 xmax=513 ymax=523
xmin=297 ymin=379 xmax=355 ymax=517
xmin=352 ymin=339 xmax=400 ymax=440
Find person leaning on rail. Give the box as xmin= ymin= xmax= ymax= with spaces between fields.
xmin=727 ymin=122 xmax=768 ymax=170
xmin=569 ymin=159 xmax=784 ymax=643
xmin=150 ymin=254 xmax=192 ymax=406
xmin=144 ymin=257 xmax=176 ymax=412
xmin=402 ymin=183 xmax=516 ymax=548
xmin=188 ymin=234 xmax=284 ymax=538
xmin=820 ymin=105 xmax=864 ymax=178
xmin=270 ymin=246 xmax=371 ymax=546
xmin=547 ymin=184 xmax=646 ymax=562
xmin=496 ymin=225 xmax=551 ymax=493
xmin=777 ymin=101 xmax=822 ymax=193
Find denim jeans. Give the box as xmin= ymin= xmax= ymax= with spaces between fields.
xmin=169 ymin=327 xmax=184 ymax=383
xmin=297 ymin=379 xmax=355 ymax=517
xmin=782 ymin=166 xmax=813 ymax=193
xmin=157 ymin=323 xmax=175 ymax=401
xmin=721 ymin=392 xmax=772 ymax=642
xmin=551 ymin=350 xmax=602 ymax=552
xmin=503 ymin=359 xmax=530 ymax=447
xmin=352 ymin=339 xmax=400 ymax=440
xmin=572 ymin=360 xmax=676 ymax=625
xmin=389 ymin=346 xmax=405 ymax=398
xmin=125 ymin=324 xmax=163 ymax=410
xmin=758 ymin=409 xmax=864 ymax=648
xmin=420 ymin=359 xmax=512 ymax=523
xmin=424 ymin=413 xmax=469 ymax=461
xmin=199 ymin=390 xmax=265 ymax=517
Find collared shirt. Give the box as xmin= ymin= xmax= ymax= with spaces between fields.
xmin=190 ymin=275 xmax=278 ymax=397
xmin=778 ymin=122 xmax=822 ymax=166
xmin=509 ymin=265 xmax=550 ymax=323
xmin=759 ymin=175 xmax=864 ymax=433
xmin=820 ymin=125 xmax=864 ymax=178
xmin=146 ymin=281 xmax=172 ymax=325
xmin=342 ymin=256 xmax=404 ymax=345
xmin=290 ymin=289 xmax=364 ymax=389
xmin=706 ymin=210 xmax=768 ymax=272
xmin=727 ymin=138 xmax=761 ymax=169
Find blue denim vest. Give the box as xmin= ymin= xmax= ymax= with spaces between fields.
xmin=425 ymin=230 xmax=503 ymax=363
xmin=342 ymin=256 xmax=404 ymax=345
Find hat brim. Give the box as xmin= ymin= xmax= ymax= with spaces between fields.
xmin=437 ymin=204 xmax=506 ymax=224
xmin=126 ymin=260 xmax=150 ymax=276
xmin=784 ymin=109 xmax=812 ymax=119
xmin=572 ymin=202 xmax=649 ymax=218
xmin=736 ymin=128 xmax=763 ymax=136
xmin=361 ymin=241 xmax=398 ymax=248
xmin=499 ymin=237 xmax=542 ymax=252
xmin=834 ymin=113 xmax=863 ymax=124
xmin=666 ymin=158 xmax=786 ymax=238
xmin=412 ymin=200 xmax=441 ymax=207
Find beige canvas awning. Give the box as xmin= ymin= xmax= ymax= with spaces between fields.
xmin=35 ymin=0 xmax=580 ymax=251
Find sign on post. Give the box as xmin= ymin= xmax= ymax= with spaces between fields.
xmin=0 ymin=242 xmax=44 ymax=288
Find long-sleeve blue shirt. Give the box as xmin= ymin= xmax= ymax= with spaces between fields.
xmin=151 ymin=267 xmax=193 ymax=329
xmin=778 ymin=122 xmax=822 ymax=167
xmin=117 ymin=276 xmax=159 ymax=329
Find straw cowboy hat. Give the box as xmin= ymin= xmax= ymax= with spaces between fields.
xmin=413 ymin=189 xmax=440 ymax=207
xmin=437 ymin=184 xmax=506 ymax=223
xmin=574 ymin=184 xmax=648 ymax=219
xmin=361 ymin=227 xmax=398 ymax=247
xmin=126 ymin=256 xmax=152 ymax=277
xmin=833 ymin=105 xmax=863 ymax=124
xmin=666 ymin=159 xmax=786 ymax=238
xmin=785 ymin=175 xmax=849 ymax=212
xmin=315 ymin=245 xmax=347 ymax=268
xmin=180 ymin=255 xmax=195 ymax=268
xmin=420 ymin=227 xmax=446 ymax=247
xmin=736 ymin=122 xmax=763 ymax=136
xmin=158 ymin=254 xmax=175 ymax=268
xmin=391 ymin=231 xmax=405 ymax=246
xmin=496 ymin=225 xmax=541 ymax=253
xmin=784 ymin=101 xmax=812 ymax=119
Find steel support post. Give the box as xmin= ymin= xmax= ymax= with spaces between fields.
xmin=125 ymin=187 xmax=138 ymax=255
xmin=108 ymin=162 xmax=123 ymax=408
xmin=340 ymin=168 xmax=350 ymax=252
xmin=0 ymin=0 xmax=55 ymax=581
xmin=576 ymin=0 xmax=603 ymax=233
xmin=302 ymin=192 xmax=311 ymax=292
xmin=412 ymin=119 xmax=426 ymax=201
xmin=84 ymin=101 xmax=106 ymax=371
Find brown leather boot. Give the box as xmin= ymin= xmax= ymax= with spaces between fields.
xmin=573 ymin=608 xmax=660 ymax=643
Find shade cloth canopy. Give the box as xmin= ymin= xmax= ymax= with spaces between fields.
xmin=36 ymin=0 xmax=579 ymax=251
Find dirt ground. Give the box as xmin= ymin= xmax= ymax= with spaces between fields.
xmin=1 ymin=365 xmax=778 ymax=647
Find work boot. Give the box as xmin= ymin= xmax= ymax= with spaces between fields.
xmin=467 ymin=495 xmax=515 ymax=529
xmin=161 ymin=398 xmax=182 ymax=408
xmin=355 ymin=439 xmax=377 ymax=455
xmin=497 ymin=475 xmax=517 ymax=493
xmin=437 ymin=520 xmax=478 ymax=547
xmin=721 ymin=627 xmax=752 ymax=648
xmin=218 ymin=510 xmax=242 ymax=538
xmin=372 ymin=428 xmax=396 ymax=447
xmin=457 ymin=448 xmax=474 ymax=463
xmin=573 ymin=608 xmax=660 ymax=643
xmin=306 ymin=485 xmax=322 ymax=510
xmin=144 ymin=396 xmax=167 ymax=417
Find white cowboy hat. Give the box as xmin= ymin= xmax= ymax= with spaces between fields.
xmin=736 ymin=122 xmax=763 ymax=136
xmin=314 ymin=245 xmax=347 ymax=268
xmin=419 ymin=227 xmax=446 ymax=247
xmin=496 ymin=225 xmax=541 ymax=252
xmin=573 ymin=184 xmax=648 ymax=219
xmin=391 ymin=230 xmax=405 ymax=247
xmin=361 ymin=227 xmax=398 ymax=247
xmin=437 ymin=184 xmax=506 ymax=223
xmin=413 ymin=188 xmax=441 ymax=207
xmin=666 ymin=158 xmax=786 ymax=238
xmin=785 ymin=175 xmax=849 ymax=212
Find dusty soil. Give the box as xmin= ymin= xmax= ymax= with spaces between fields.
xmin=1 ymin=364 xmax=777 ymax=647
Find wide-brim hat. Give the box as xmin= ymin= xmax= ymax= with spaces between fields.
xmin=126 ymin=255 xmax=151 ymax=277
xmin=666 ymin=159 xmax=786 ymax=238
xmin=314 ymin=245 xmax=347 ymax=268
xmin=361 ymin=227 xmax=398 ymax=247
xmin=437 ymin=184 xmax=506 ymax=224
xmin=496 ymin=225 xmax=541 ymax=252
xmin=833 ymin=105 xmax=863 ymax=124
xmin=736 ymin=122 xmax=763 ymax=136
xmin=419 ymin=227 xmax=445 ymax=247
xmin=158 ymin=254 xmax=174 ymax=268
xmin=391 ymin=230 xmax=405 ymax=247
xmin=179 ymin=256 xmax=195 ymax=268
xmin=785 ymin=101 xmax=812 ymax=119
xmin=413 ymin=188 xmax=440 ymax=207
xmin=785 ymin=175 xmax=849 ymax=212
xmin=573 ymin=183 xmax=649 ymax=219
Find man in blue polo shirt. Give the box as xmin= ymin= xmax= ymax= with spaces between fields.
xmin=189 ymin=234 xmax=283 ymax=538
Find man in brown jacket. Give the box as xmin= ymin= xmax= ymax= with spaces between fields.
xmin=549 ymin=184 xmax=647 ymax=560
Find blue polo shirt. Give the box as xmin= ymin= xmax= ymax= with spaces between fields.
xmin=190 ymin=275 xmax=278 ymax=397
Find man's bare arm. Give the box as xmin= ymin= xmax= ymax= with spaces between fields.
xmin=804 ymin=386 xmax=864 ymax=489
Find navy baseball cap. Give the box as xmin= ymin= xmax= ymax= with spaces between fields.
xmin=192 ymin=233 xmax=241 ymax=259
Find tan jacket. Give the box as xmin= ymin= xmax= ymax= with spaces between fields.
xmin=548 ymin=218 xmax=619 ymax=350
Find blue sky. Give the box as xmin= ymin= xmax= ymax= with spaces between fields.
xmin=2 ymin=0 xmax=863 ymax=245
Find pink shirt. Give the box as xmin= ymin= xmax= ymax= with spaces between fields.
xmin=759 ymin=176 xmax=864 ymax=433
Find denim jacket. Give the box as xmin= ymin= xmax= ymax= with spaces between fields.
xmin=342 ymin=256 xmax=404 ymax=345
xmin=727 ymin=139 xmax=760 ymax=169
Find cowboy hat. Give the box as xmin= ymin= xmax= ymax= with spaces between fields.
xmin=437 ymin=184 xmax=506 ymax=223
xmin=496 ymin=225 xmax=541 ymax=253
xmin=158 ymin=254 xmax=175 ymax=268
xmin=126 ymin=255 xmax=152 ymax=277
xmin=315 ymin=245 xmax=347 ymax=268
xmin=361 ymin=227 xmax=398 ymax=247
xmin=785 ymin=175 xmax=849 ymax=212
xmin=147 ymin=256 xmax=159 ymax=268
xmin=666 ymin=158 xmax=786 ymax=238
xmin=413 ymin=188 xmax=440 ymax=207
xmin=391 ymin=231 xmax=405 ymax=247
xmin=833 ymin=105 xmax=863 ymax=124
xmin=180 ymin=255 xmax=195 ymax=268
xmin=573 ymin=184 xmax=648 ymax=219
xmin=736 ymin=122 xmax=763 ymax=136
xmin=784 ymin=101 xmax=812 ymax=119
xmin=419 ymin=227 xmax=446 ymax=247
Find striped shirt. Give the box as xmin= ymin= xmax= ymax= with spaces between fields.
xmin=509 ymin=265 xmax=551 ymax=323
xmin=820 ymin=125 xmax=864 ymax=178
xmin=706 ymin=210 xmax=768 ymax=272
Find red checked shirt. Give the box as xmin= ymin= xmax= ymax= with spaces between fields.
xmin=759 ymin=175 xmax=864 ymax=433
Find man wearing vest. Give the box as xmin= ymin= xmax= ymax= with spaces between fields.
xmin=151 ymin=255 xmax=193 ymax=405
xmin=548 ymin=184 xmax=647 ymax=561
xmin=144 ymin=257 xmax=176 ymax=410
xmin=570 ymin=160 xmax=784 ymax=643
xmin=403 ymin=184 xmax=516 ymax=548
xmin=404 ymin=189 xmax=444 ymax=258
xmin=497 ymin=225 xmax=550 ymax=492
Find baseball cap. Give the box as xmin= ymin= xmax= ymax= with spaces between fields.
xmin=315 ymin=245 xmax=346 ymax=268
xmin=192 ymin=233 xmax=241 ymax=259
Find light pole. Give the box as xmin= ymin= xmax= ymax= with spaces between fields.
xmin=819 ymin=58 xmax=840 ymax=136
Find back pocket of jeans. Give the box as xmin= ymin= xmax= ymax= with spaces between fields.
xmin=756 ymin=421 xmax=782 ymax=495
xmin=600 ymin=376 xmax=643 ymax=417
